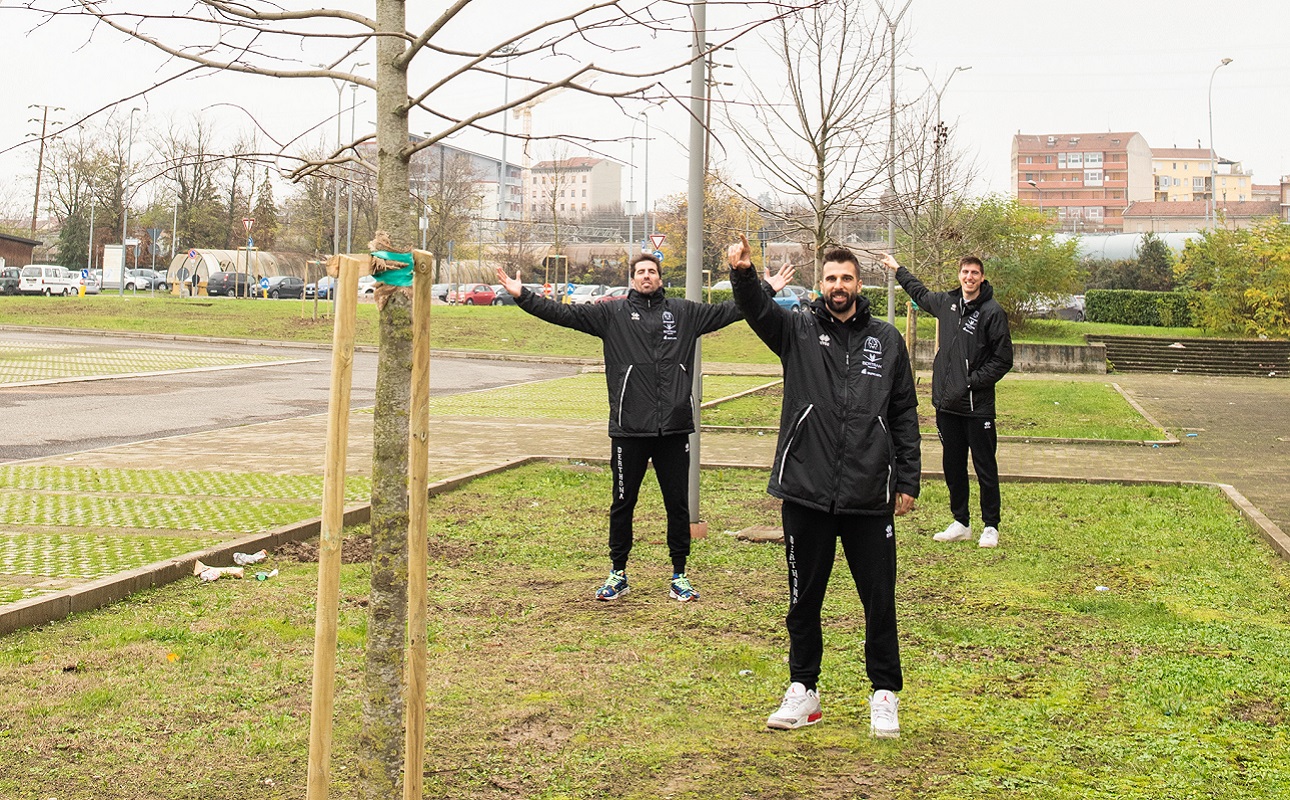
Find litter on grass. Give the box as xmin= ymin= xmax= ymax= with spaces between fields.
xmin=233 ymin=549 xmax=268 ymax=565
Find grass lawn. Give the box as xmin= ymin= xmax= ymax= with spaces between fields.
xmin=0 ymin=294 xmax=1241 ymax=357
xmin=1 ymin=463 xmax=1287 ymax=798
xmin=704 ymin=378 xmax=1165 ymax=441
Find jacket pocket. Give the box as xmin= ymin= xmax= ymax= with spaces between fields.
xmin=616 ymin=365 xmax=634 ymax=428
xmin=777 ymin=404 xmax=815 ymax=487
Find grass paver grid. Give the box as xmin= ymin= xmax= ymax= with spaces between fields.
xmin=0 ymin=531 xmax=220 ymax=580
xmin=0 ymin=342 xmax=287 ymax=384
xmin=0 ymin=466 xmax=372 ymax=501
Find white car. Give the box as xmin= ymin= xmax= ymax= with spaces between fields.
xmin=358 ymin=275 xmax=376 ymax=296
xmin=18 ymin=265 xmax=78 ymax=296
xmin=567 ymin=284 xmax=608 ymax=305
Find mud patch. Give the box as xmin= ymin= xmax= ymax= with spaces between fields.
xmin=276 ymin=535 xmax=474 ymax=565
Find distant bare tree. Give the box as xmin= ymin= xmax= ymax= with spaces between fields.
xmin=722 ymin=0 xmax=893 ymax=286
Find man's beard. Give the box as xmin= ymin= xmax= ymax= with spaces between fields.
xmin=826 ymin=290 xmax=856 ymax=314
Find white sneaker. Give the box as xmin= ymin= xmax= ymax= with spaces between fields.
xmin=979 ymin=526 xmax=999 ymax=548
xmin=870 ymin=690 xmax=899 ymax=738
xmin=766 ymin=682 xmax=822 ymax=730
xmin=933 ymin=521 xmax=971 ymax=542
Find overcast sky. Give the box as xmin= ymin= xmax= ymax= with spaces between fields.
xmin=1 ymin=0 xmax=1286 ymax=221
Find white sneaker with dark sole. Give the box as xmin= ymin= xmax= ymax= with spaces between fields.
xmin=933 ymin=521 xmax=971 ymax=542
xmin=870 ymin=689 xmax=899 ymax=738
xmin=767 ymin=682 xmax=822 ymax=730
xmin=979 ymin=526 xmax=999 ymax=548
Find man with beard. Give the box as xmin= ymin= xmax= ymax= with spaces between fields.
xmin=496 ymin=254 xmax=792 ymax=603
xmin=728 ymin=236 xmax=920 ymax=739
xmin=880 ymin=253 xmax=1013 ymax=549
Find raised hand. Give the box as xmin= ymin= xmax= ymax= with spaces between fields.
xmin=879 ymin=253 xmax=901 ymax=273
xmin=727 ymin=233 xmax=753 ymax=270
xmin=494 ymin=265 xmax=522 ymax=297
xmin=766 ymin=262 xmax=796 ymax=293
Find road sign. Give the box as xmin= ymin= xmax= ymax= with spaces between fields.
xmin=81 ymin=269 xmax=88 ymax=279
xmin=649 ymin=234 xmax=666 ymax=251
xmin=242 ymin=217 xmax=255 ymax=232
xmin=653 ymin=250 xmax=665 ymax=263
xmin=259 ymin=277 xmax=270 ymax=289
xmin=124 ymin=237 xmax=140 ymax=246
xmin=188 ymin=249 xmax=198 ymax=259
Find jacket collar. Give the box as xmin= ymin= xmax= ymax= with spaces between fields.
xmin=809 ymin=293 xmax=872 ymax=328
xmin=628 ymin=286 xmax=666 ymax=307
xmin=951 ymin=280 xmax=993 ymax=311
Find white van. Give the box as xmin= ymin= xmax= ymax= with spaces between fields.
xmin=18 ymin=265 xmax=78 ymax=296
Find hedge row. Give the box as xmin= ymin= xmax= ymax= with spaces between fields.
xmin=1084 ymin=289 xmax=1192 ymax=327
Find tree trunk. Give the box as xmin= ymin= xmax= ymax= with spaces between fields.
xmin=361 ymin=1 xmax=417 ymax=798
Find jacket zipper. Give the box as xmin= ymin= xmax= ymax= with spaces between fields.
xmin=878 ymin=415 xmax=892 ymax=503
xmin=966 ymin=358 xmax=974 ymax=411
xmin=617 ymin=365 xmax=634 ymax=428
xmin=778 ymin=404 xmax=814 ymax=484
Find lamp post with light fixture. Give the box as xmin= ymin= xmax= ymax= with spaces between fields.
xmin=1207 ymin=57 xmax=1232 ymax=229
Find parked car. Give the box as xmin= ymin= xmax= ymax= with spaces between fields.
xmin=594 ymin=286 xmax=630 ymax=303
xmin=491 ymin=283 xmax=540 ymax=305
xmin=263 ymin=275 xmax=306 ymax=299
xmin=447 ymin=283 xmax=496 ymax=305
xmin=772 ymin=286 xmax=801 ymax=312
xmin=567 ymin=284 xmax=609 ymax=305
xmin=124 ymin=268 xmax=168 ymax=291
xmin=81 ymin=273 xmax=101 ymax=295
xmin=18 ymin=265 xmax=78 ymax=296
xmin=711 ymin=280 xmax=732 ymax=292
xmin=305 ymin=275 xmax=335 ymax=299
xmin=358 ymin=275 xmax=376 ymax=296
xmin=207 ymin=271 xmax=254 ymax=297
xmin=1 ymin=267 xmax=21 ymax=295
xmin=432 ymin=284 xmax=450 ymax=302
xmin=1028 ymin=294 xmax=1086 ymax=322
xmin=786 ymin=284 xmax=812 ymax=302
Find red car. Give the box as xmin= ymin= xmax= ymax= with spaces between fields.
xmin=447 ymin=283 xmax=496 ymax=305
xmin=594 ymin=286 xmax=630 ymax=303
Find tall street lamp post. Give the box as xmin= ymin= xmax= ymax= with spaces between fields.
xmin=1207 ymin=57 xmax=1233 ymax=229
xmin=879 ymin=0 xmax=914 ymax=324
xmin=120 ymin=107 xmax=140 ymax=297
xmin=906 ymin=65 xmax=970 ymax=206
xmin=27 ymin=104 xmax=64 ymax=236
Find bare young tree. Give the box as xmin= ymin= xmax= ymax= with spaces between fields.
xmin=414 ymin=148 xmax=482 ymax=284
xmin=11 ymin=2 xmax=815 ymax=796
xmin=722 ymin=0 xmax=893 ymax=286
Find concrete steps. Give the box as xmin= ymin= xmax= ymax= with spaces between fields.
xmin=1086 ymin=335 xmax=1290 ymax=377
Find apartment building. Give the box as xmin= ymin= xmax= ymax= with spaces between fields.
xmin=359 ymin=136 xmax=524 ymax=222
xmin=1012 ymin=132 xmax=1154 ymax=231
xmin=1151 ymin=147 xmax=1253 ymax=203
xmin=526 ymin=157 xmax=623 ymax=219
xmin=1122 ymin=200 xmax=1281 ymax=233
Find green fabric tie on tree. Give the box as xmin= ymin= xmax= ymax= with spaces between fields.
xmin=370 ymin=251 xmax=415 ymax=287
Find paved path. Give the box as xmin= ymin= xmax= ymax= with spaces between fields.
xmin=24 ymin=369 xmax=1289 ymax=534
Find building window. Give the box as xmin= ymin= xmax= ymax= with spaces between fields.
xmin=582 ymin=175 xmax=587 ymax=183
xmin=1025 ymin=156 xmax=1033 ymax=164
xmin=1084 ymin=152 xmax=1103 ymax=166
xmin=1193 ymin=177 xmax=1204 ymax=190
xmin=1084 ymin=170 xmax=1103 ymax=187
xmin=1067 ymin=153 xmax=1083 ymax=168
xmin=1057 ymin=153 xmax=1066 ymax=167
xmin=1024 ymin=172 xmax=1034 ymax=182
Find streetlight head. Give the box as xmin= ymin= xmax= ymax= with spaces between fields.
xmin=1220 ymin=57 xmax=1233 ymax=66
xmin=1026 ymin=179 xmax=1037 ymax=188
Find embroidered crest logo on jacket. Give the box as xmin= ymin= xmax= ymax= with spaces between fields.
xmin=818 ymin=333 xmax=831 ymax=348
xmin=661 ymin=309 xmax=677 ymax=340
xmin=861 ymin=335 xmax=884 ymax=377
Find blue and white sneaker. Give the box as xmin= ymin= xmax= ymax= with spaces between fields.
xmin=595 ymin=569 xmax=629 ymax=601
xmin=669 ymin=572 xmax=700 ymax=602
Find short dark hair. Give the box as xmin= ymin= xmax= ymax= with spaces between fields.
xmin=631 ymin=253 xmax=660 ymax=271
xmin=959 ymin=255 xmax=985 ymax=272
xmin=821 ymin=246 xmax=861 ymax=278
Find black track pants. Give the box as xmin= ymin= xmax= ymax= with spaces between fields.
xmin=608 ymin=434 xmax=691 ymax=573
xmin=936 ymin=409 xmax=1001 ymax=529
xmin=781 ymin=501 xmax=902 ymax=693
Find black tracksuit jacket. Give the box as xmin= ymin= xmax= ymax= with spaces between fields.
xmin=894 ymin=267 xmax=1014 ymax=418
xmin=732 ymin=267 xmax=921 ymax=515
xmin=515 ymin=286 xmax=741 ymax=437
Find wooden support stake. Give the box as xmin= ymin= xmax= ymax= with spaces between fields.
xmin=403 ymin=250 xmax=434 ymax=799
xmin=305 ymin=254 xmax=362 ymax=800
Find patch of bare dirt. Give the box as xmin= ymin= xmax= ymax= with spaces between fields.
xmin=277 ymin=535 xmax=476 ymax=565
xmin=1228 ymin=697 xmax=1285 ymax=726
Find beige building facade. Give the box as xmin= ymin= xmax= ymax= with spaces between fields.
xmin=526 ymin=157 xmax=623 ymax=220
xmin=1151 ymin=147 xmax=1253 ymax=203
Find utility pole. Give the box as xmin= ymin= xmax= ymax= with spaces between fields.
xmin=120 ymin=107 xmax=140 ymax=297
xmin=879 ymin=0 xmax=913 ymax=324
xmin=685 ymin=1 xmax=708 ymax=532
xmin=27 ymin=105 xmax=63 ymax=236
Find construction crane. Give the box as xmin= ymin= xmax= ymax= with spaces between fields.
xmin=512 ymin=86 xmax=567 ymax=170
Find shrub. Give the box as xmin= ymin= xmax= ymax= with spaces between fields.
xmin=1085 ymin=289 xmax=1192 ymax=327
